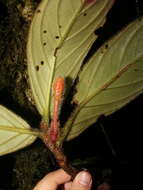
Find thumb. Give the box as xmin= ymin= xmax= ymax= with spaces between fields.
xmin=33 ymin=169 xmax=71 ymax=190
xmin=70 ymin=171 xmax=92 ymax=190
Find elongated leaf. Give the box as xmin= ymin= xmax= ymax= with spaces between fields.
xmin=27 ymin=0 xmax=114 ymax=120
xmin=0 ymin=105 xmax=38 ymax=156
xmin=66 ymin=17 xmax=143 ymax=140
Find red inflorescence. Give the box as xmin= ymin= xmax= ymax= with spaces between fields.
xmin=50 ymin=77 xmax=65 ymax=144
xmin=54 ymin=77 xmax=65 ymax=101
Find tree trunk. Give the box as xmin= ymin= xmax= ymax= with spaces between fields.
xmin=0 ymin=1 xmax=54 ymax=190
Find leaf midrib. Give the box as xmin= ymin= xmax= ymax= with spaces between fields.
xmin=56 ymin=1 xmax=84 ymax=50
xmin=79 ymin=55 xmax=143 ymax=109
xmin=0 ymin=135 xmax=34 ymax=156
xmin=0 ymin=125 xmax=39 ymax=136
xmin=85 ymin=22 xmax=143 ymax=98
xmin=73 ymin=87 xmax=143 ymax=126
xmin=66 ymin=0 xmax=107 ymax=41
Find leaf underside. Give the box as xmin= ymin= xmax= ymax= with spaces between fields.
xmin=66 ymin=17 xmax=143 ymax=140
xmin=27 ymin=0 xmax=114 ymax=120
xmin=0 ymin=105 xmax=37 ymax=156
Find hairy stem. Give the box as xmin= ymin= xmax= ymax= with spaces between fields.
xmin=40 ymin=120 xmax=78 ymax=179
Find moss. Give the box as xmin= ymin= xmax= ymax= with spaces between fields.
xmin=12 ymin=142 xmax=54 ymax=190
xmin=0 ymin=0 xmax=39 ymax=112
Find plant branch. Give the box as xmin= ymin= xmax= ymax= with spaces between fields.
xmin=59 ymin=106 xmax=80 ymax=144
xmin=40 ymin=120 xmax=78 ymax=179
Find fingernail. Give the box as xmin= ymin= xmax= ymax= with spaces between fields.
xmin=75 ymin=171 xmax=92 ymax=186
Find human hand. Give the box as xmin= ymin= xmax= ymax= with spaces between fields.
xmin=33 ymin=169 xmax=92 ymax=190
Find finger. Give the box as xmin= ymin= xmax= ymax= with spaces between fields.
xmin=33 ymin=169 xmax=71 ymax=190
xmin=70 ymin=171 xmax=92 ymax=190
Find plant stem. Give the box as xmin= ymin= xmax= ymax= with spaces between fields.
xmin=40 ymin=120 xmax=78 ymax=179
xmin=59 ymin=106 xmax=80 ymax=144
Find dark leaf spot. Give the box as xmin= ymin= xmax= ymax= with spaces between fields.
xmin=43 ymin=42 xmax=47 ymax=46
xmin=41 ymin=61 xmax=44 ymax=65
xmin=35 ymin=65 xmax=39 ymax=71
xmin=83 ymin=13 xmax=87 ymax=16
xmin=43 ymin=30 xmax=47 ymax=33
xmin=105 ymin=44 xmax=108 ymax=49
xmin=37 ymin=9 xmax=41 ymax=13
xmin=59 ymin=25 xmax=62 ymax=28
xmin=55 ymin=36 xmax=59 ymax=39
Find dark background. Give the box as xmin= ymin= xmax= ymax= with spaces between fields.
xmin=0 ymin=0 xmax=143 ymax=189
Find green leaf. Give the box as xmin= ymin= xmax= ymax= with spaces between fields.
xmin=27 ymin=0 xmax=114 ymax=121
xmin=66 ymin=17 xmax=143 ymax=140
xmin=0 ymin=105 xmax=38 ymax=156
